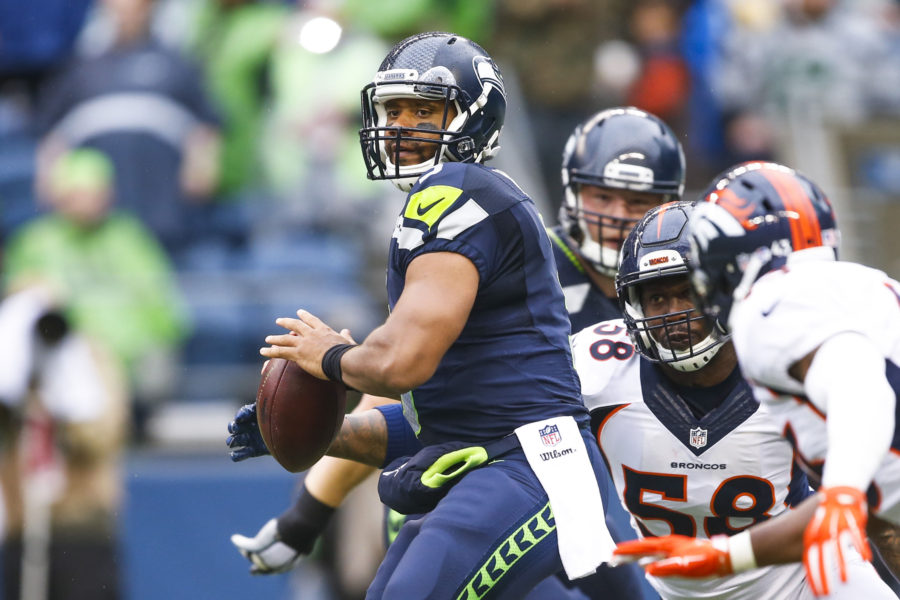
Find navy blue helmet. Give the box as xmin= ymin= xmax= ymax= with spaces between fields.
xmin=617 ymin=201 xmax=729 ymax=372
xmin=687 ymin=161 xmax=840 ymax=328
xmin=559 ymin=107 xmax=685 ymax=277
xmin=359 ymin=32 xmax=507 ymax=191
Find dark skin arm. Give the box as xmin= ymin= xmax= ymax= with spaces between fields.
xmin=735 ymin=348 xmax=822 ymax=566
xmin=744 ymin=346 xmax=852 ymax=568
xmin=324 ymin=405 xmax=392 ymax=468
xmin=747 ymin=494 xmax=900 ymax=579
xmin=867 ymin=513 xmax=900 ymax=579
xmin=747 ymin=492 xmax=820 ymax=566
xmin=787 ymin=347 xmax=817 ymax=383
xmin=303 ymin=394 xmax=398 ymax=505
xmin=261 ymin=251 xmax=479 ymax=397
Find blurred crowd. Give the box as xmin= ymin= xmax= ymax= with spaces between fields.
xmin=0 ymin=0 xmax=899 ymax=598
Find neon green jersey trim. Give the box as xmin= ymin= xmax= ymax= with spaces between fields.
xmin=456 ymin=502 xmax=556 ymax=600
xmin=404 ymin=185 xmax=463 ymax=230
xmin=386 ymin=509 xmax=406 ymax=546
xmin=546 ymin=228 xmax=585 ymax=274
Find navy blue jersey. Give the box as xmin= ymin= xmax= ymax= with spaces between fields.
xmin=386 ymin=163 xmax=586 ymax=445
xmin=547 ymin=226 xmax=620 ymax=332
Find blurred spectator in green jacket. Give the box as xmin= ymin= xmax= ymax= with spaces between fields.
xmin=189 ymin=0 xmax=291 ymax=198
xmin=3 ymin=148 xmax=191 ymax=439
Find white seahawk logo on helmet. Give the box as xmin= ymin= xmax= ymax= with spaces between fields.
xmin=473 ymin=56 xmax=504 ymax=94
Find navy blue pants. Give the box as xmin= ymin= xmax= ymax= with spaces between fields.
xmin=367 ymin=428 xmax=646 ymax=599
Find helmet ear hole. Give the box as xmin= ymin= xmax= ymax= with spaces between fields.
xmin=568 ymin=222 xmax=584 ymax=244
xmin=454 ymin=138 xmax=475 ymax=160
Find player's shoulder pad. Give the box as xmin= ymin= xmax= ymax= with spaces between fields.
xmin=571 ymin=318 xmax=631 ymax=348
xmin=590 ymin=402 xmax=630 ymax=433
xmin=403 ymin=163 xmax=523 ymax=238
xmin=571 ymin=318 xmax=638 ymax=403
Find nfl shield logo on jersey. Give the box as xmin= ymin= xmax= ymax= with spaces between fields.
xmin=540 ymin=424 xmax=562 ymax=447
xmin=689 ymin=427 xmax=708 ymax=449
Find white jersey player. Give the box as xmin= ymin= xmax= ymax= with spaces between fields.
xmin=613 ymin=162 xmax=900 ymax=597
xmin=596 ymin=200 xmax=893 ymax=598
xmin=735 ymin=255 xmax=900 ymax=526
xmin=578 ymin=201 xmax=815 ymax=599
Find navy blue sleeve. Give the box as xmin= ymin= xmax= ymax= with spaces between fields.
xmin=376 ymin=404 xmax=423 ymax=468
xmin=398 ymin=163 xmax=523 ymax=287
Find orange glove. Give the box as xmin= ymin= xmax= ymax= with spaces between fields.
xmin=803 ymin=486 xmax=871 ymax=596
xmin=613 ymin=534 xmax=734 ymax=578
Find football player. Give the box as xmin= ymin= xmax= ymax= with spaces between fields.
xmin=227 ymin=106 xmax=686 ymax=598
xmin=233 ymin=31 xmax=635 ymax=599
xmin=613 ymin=162 xmax=900 ymax=596
xmin=553 ymin=106 xmax=685 ymax=329
xmin=582 ymin=199 xmax=893 ymax=598
xmin=547 ymin=107 xmax=684 ymax=599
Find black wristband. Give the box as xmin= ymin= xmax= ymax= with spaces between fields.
xmin=321 ymin=343 xmax=356 ymax=385
xmin=275 ymin=485 xmax=337 ymax=554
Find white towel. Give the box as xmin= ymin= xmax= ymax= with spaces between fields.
xmin=515 ymin=416 xmax=615 ymax=579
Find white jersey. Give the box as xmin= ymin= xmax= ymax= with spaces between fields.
xmin=731 ymin=253 xmax=900 ymax=523
xmin=571 ymin=319 xmax=812 ymax=600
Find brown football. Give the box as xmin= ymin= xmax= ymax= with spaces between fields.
xmin=256 ymin=358 xmax=346 ymax=473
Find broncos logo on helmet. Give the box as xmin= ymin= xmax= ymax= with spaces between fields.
xmin=617 ymin=200 xmax=729 ymax=372
xmin=687 ymin=161 xmax=840 ymax=328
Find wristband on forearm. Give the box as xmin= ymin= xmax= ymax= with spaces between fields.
xmin=276 ymin=485 xmax=337 ymax=554
xmin=726 ymin=530 xmax=758 ymax=573
xmin=321 ymin=343 xmax=357 ymax=386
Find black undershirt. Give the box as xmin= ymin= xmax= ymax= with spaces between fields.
xmin=667 ymin=366 xmax=745 ymax=420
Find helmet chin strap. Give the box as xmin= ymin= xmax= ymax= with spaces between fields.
xmin=382 ymin=119 xmax=465 ymax=192
xmin=655 ymin=330 xmax=726 ymax=373
xmin=392 ymin=175 xmax=420 ymax=193
xmin=383 ymin=147 xmax=450 ymax=192
xmin=578 ymin=235 xmax=619 ymax=279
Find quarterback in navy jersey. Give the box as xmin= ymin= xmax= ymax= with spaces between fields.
xmin=234 ymin=32 xmax=633 ymax=599
xmin=384 ymin=160 xmax=584 ymax=443
xmin=227 ymin=106 xmax=685 ymax=598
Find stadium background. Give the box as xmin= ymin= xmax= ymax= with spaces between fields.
xmin=0 ymin=0 xmax=898 ymax=598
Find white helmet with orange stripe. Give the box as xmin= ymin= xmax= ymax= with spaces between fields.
xmin=686 ymin=161 xmax=840 ymax=329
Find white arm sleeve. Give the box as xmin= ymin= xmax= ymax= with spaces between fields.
xmin=805 ymin=332 xmax=895 ymax=490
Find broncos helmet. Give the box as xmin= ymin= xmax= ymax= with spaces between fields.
xmin=617 ymin=201 xmax=729 ymax=372
xmin=688 ymin=161 xmax=840 ymax=328
xmin=559 ymin=107 xmax=685 ymax=277
xmin=359 ymin=32 xmax=507 ymax=191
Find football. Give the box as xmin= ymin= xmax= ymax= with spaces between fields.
xmin=255 ymin=358 xmax=346 ymax=473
